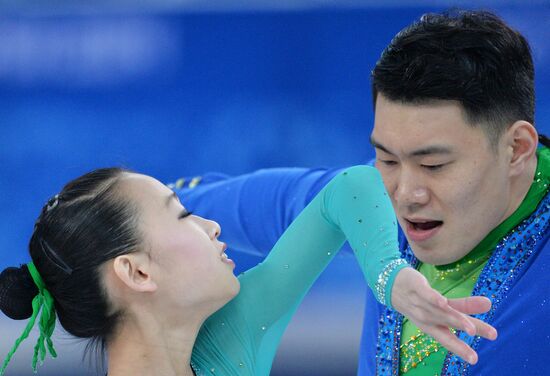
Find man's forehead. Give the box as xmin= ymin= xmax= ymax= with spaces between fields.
xmin=371 ymin=100 xmax=485 ymax=156
xmin=373 ymin=96 xmax=471 ymax=130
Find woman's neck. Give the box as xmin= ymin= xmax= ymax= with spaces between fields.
xmin=106 ymin=310 xmax=204 ymax=376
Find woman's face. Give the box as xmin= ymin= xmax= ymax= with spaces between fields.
xmin=118 ymin=173 xmax=240 ymax=314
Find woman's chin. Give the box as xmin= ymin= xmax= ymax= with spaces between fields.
xmin=228 ymin=278 xmax=241 ymax=298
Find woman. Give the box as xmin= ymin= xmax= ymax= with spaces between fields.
xmin=0 ymin=166 xmax=496 ymax=375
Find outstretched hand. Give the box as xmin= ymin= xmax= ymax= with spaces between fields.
xmin=391 ymin=267 xmax=498 ymax=365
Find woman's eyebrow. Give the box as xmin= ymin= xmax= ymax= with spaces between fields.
xmin=165 ymin=191 xmax=180 ymax=207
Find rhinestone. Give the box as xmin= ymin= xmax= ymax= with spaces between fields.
xmin=175 ymin=178 xmax=186 ymax=189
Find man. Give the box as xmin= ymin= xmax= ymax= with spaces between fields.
xmin=176 ymin=10 xmax=550 ymax=375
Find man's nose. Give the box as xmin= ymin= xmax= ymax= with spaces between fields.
xmin=393 ymin=172 xmax=429 ymax=207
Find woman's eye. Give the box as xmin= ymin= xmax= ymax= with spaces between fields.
xmin=179 ymin=210 xmax=193 ymax=219
xmin=379 ymin=159 xmax=397 ymax=166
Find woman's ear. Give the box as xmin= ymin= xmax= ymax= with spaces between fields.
xmin=504 ymin=120 xmax=538 ymax=177
xmin=112 ymin=253 xmax=157 ymax=293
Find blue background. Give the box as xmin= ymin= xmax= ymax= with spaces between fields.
xmin=1 ymin=2 xmax=549 ymax=375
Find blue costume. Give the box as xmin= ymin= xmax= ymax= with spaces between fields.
xmin=176 ymin=157 xmax=550 ymax=375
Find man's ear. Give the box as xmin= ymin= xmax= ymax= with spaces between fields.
xmin=504 ymin=120 xmax=538 ymax=177
xmin=112 ymin=253 xmax=157 ymax=293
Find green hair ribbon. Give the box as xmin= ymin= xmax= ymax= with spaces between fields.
xmin=0 ymin=262 xmax=58 ymax=375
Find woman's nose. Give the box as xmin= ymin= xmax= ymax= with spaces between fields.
xmin=208 ymin=220 xmax=221 ymax=240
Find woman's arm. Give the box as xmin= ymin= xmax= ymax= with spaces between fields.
xmin=193 ymin=166 xmax=495 ymax=374
xmin=235 ymin=166 xmax=495 ymax=365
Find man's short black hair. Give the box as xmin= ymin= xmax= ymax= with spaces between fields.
xmin=371 ymin=10 xmax=535 ymax=146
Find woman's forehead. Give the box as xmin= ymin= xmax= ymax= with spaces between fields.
xmin=117 ymin=173 xmax=171 ymax=204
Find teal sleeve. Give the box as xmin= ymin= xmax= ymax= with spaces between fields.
xmin=191 ymin=166 xmax=409 ymax=376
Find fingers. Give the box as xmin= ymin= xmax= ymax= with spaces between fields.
xmin=447 ymin=297 xmax=497 ymax=340
xmin=469 ymin=317 xmax=498 ymax=340
xmin=394 ymin=273 xmax=495 ymax=366
xmin=425 ymin=285 xmax=449 ymax=310
xmin=433 ymin=313 xmax=496 ymax=341
xmin=412 ymin=311 xmax=496 ymax=365
xmin=416 ymin=288 xmax=493 ymax=338
xmin=423 ymin=325 xmax=478 ymax=365
xmin=413 ymin=288 xmax=477 ymax=336
xmin=436 ymin=306 xmax=477 ymax=337
xmin=413 ymin=309 xmax=496 ymax=366
xmin=448 ymin=296 xmax=492 ymax=315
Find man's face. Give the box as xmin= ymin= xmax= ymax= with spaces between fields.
xmin=372 ymin=95 xmax=516 ymax=265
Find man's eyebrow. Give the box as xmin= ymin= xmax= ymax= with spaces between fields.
xmin=370 ymin=137 xmax=453 ymax=157
xmin=370 ymin=137 xmax=394 ymax=155
xmin=165 ymin=191 xmax=179 ymax=207
xmin=409 ymin=145 xmax=453 ymax=157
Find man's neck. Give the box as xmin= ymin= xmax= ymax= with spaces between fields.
xmin=501 ymin=154 xmax=538 ymax=224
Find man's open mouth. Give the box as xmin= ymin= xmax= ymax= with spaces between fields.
xmin=407 ymin=219 xmax=443 ymax=231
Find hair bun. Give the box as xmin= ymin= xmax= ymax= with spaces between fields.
xmin=0 ymin=265 xmax=39 ymax=320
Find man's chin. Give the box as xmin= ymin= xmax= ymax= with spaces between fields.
xmin=409 ymin=244 xmax=461 ymax=266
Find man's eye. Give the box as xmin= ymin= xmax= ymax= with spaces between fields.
xmin=422 ymin=164 xmax=445 ymax=171
xmin=379 ymin=159 xmax=398 ymax=166
xmin=179 ymin=210 xmax=193 ymax=219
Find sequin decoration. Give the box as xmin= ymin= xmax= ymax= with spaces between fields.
xmin=442 ymin=194 xmax=550 ymax=375
xmin=188 ymin=176 xmax=203 ymax=188
xmin=399 ymin=328 xmax=455 ymax=373
xmin=191 ymin=360 xmax=202 ymax=375
xmin=374 ymin=258 xmax=409 ymax=306
xmin=432 ymin=256 xmax=489 ymax=282
xmin=175 ymin=178 xmax=186 ymax=189
xmin=374 ymin=193 xmax=550 ymax=376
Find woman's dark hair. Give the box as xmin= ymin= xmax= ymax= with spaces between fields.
xmin=0 ymin=167 xmax=141 ymax=368
xmin=371 ymin=10 xmax=535 ymax=147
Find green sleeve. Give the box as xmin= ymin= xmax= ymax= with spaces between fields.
xmin=191 ymin=166 xmax=409 ymax=376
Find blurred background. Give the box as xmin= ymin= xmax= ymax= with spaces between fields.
xmin=1 ymin=1 xmax=549 ymax=375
